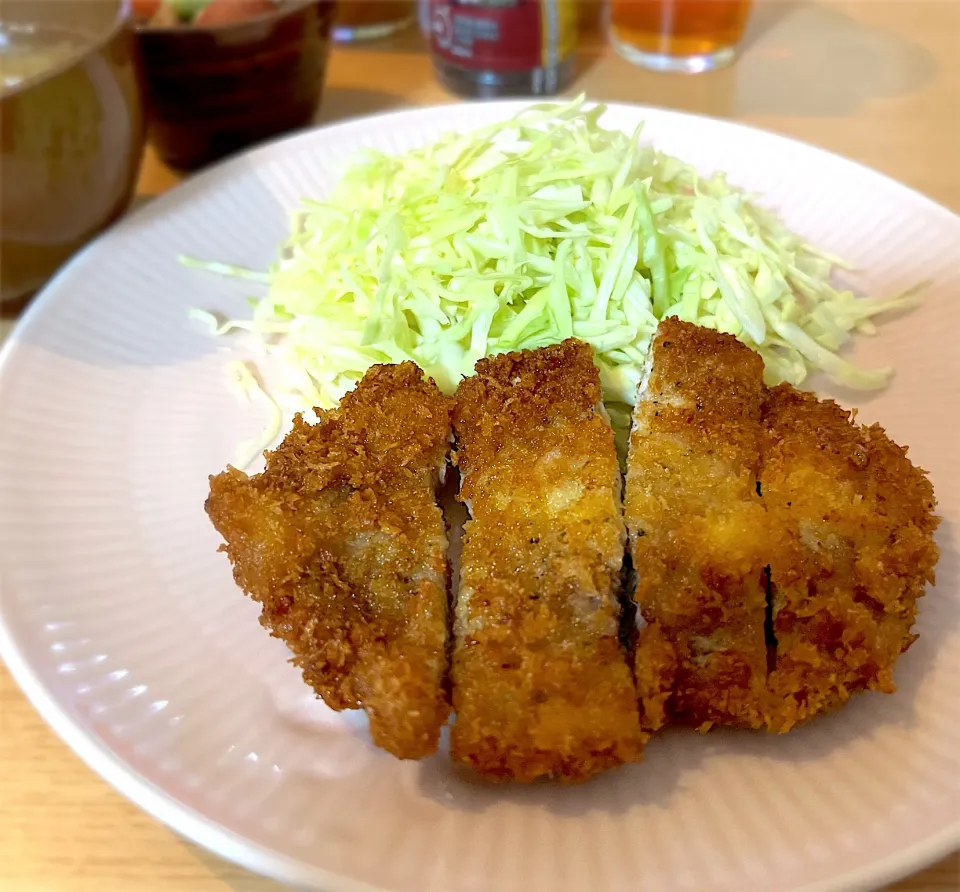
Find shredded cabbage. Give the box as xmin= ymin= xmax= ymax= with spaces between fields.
xmin=222 ymin=360 xmax=282 ymax=471
xmin=188 ymin=96 xmax=914 ymax=465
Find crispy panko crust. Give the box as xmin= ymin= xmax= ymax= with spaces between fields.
xmin=205 ymin=362 xmax=452 ymax=760
xmin=626 ymin=319 xmax=771 ymax=731
xmin=760 ymin=384 xmax=940 ymax=731
xmin=451 ymin=340 xmax=645 ymax=781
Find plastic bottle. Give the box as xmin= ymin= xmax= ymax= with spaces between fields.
xmin=427 ymin=0 xmax=579 ymax=98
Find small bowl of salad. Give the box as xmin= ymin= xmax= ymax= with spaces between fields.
xmin=133 ymin=0 xmax=335 ymax=170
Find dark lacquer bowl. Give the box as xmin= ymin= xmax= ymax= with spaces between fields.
xmin=136 ymin=0 xmax=335 ymax=170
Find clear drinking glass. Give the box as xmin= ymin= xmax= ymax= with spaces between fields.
xmin=332 ymin=0 xmax=415 ymax=42
xmin=609 ymin=0 xmax=753 ymax=73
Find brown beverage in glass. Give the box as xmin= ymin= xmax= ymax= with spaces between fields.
xmin=610 ymin=0 xmax=753 ymax=73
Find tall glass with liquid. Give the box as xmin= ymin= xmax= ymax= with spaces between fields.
xmin=610 ymin=0 xmax=753 ymax=73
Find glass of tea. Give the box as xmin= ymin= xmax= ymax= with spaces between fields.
xmin=609 ymin=0 xmax=753 ymax=73
xmin=332 ymin=0 xmax=415 ymax=41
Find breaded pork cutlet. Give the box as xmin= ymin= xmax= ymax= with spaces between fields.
xmin=451 ymin=340 xmax=645 ymax=781
xmin=205 ymin=363 xmax=452 ymax=760
xmin=760 ymin=384 xmax=940 ymax=731
xmin=625 ymin=319 xmax=771 ymax=731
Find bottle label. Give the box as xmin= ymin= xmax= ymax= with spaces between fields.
xmin=429 ymin=0 xmax=577 ymax=74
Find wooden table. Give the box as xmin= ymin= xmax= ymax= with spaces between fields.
xmin=1 ymin=2 xmax=957 ymax=889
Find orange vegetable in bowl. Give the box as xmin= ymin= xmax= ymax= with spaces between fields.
xmin=131 ymin=0 xmax=162 ymax=21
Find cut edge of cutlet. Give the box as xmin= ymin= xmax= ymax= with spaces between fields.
xmin=634 ymin=316 xmax=766 ymax=416
xmin=627 ymin=318 xmax=770 ymax=732
xmin=451 ymin=338 xmax=646 ymax=782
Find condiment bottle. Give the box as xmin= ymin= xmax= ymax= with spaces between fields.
xmin=427 ymin=0 xmax=579 ymax=98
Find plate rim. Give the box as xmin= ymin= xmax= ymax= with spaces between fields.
xmin=0 ymin=98 xmax=958 ymax=892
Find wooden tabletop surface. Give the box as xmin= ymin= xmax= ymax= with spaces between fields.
xmin=1 ymin=2 xmax=957 ymax=890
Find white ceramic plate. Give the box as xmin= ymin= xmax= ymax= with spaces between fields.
xmin=0 ymin=102 xmax=958 ymax=892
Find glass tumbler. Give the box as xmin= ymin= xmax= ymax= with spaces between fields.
xmin=609 ymin=0 xmax=753 ymax=73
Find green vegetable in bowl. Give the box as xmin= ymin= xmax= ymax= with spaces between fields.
xmin=188 ymin=97 xmax=913 ymax=464
xmin=168 ymin=0 xmax=212 ymax=21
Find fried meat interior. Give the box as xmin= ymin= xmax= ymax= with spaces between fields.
xmin=451 ymin=340 xmax=645 ymax=781
xmin=625 ymin=319 xmax=771 ymax=731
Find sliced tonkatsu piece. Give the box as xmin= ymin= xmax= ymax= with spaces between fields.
xmin=206 ymin=363 xmax=452 ymax=760
xmin=760 ymin=384 xmax=940 ymax=731
xmin=451 ymin=340 xmax=645 ymax=781
xmin=625 ymin=319 xmax=771 ymax=731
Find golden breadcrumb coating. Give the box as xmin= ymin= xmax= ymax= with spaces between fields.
xmin=205 ymin=362 xmax=452 ymax=760
xmin=451 ymin=340 xmax=645 ymax=781
xmin=760 ymin=384 xmax=940 ymax=731
xmin=626 ymin=319 xmax=771 ymax=731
